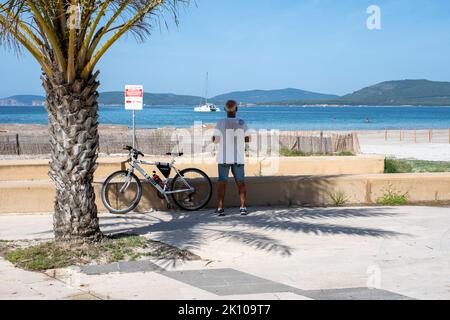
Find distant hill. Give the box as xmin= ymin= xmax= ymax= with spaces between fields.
xmin=262 ymin=80 xmax=450 ymax=106
xmin=211 ymin=88 xmax=338 ymax=104
xmin=100 ymin=88 xmax=337 ymax=106
xmin=4 ymin=80 xmax=450 ymax=106
xmin=99 ymin=91 xmax=203 ymax=106
xmin=0 ymin=95 xmax=45 ymax=106
xmin=338 ymin=80 xmax=450 ymax=105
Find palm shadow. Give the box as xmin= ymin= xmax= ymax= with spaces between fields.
xmin=99 ymin=206 xmax=409 ymax=260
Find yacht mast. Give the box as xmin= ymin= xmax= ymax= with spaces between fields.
xmin=205 ymin=72 xmax=209 ymax=104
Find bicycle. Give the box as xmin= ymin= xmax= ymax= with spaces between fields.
xmin=101 ymin=145 xmax=212 ymax=214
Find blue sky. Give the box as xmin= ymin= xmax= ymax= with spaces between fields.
xmin=1 ymin=0 xmax=450 ymax=97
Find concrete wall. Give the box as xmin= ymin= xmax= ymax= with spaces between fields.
xmin=1 ymin=173 xmax=449 ymax=214
xmin=0 ymin=155 xmax=385 ymax=181
xmin=0 ymin=158 xmax=127 ymax=181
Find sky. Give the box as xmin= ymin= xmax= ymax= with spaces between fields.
xmin=1 ymin=0 xmax=450 ymax=97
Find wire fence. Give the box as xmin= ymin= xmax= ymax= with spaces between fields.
xmin=276 ymin=131 xmax=359 ymax=154
xmin=358 ymin=129 xmax=450 ymax=144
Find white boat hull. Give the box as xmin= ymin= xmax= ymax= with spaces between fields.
xmin=194 ymin=103 xmax=220 ymax=112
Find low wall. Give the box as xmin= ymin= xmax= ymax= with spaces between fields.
xmin=0 ymin=158 xmax=126 ymax=181
xmin=0 ymin=173 xmax=449 ymax=214
xmin=0 ymin=155 xmax=385 ymax=181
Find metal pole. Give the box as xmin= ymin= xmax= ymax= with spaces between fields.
xmin=132 ymin=109 xmax=136 ymax=148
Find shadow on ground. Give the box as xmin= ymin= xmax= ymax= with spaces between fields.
xmin=97 ymin=207 xmax=409 ymax=262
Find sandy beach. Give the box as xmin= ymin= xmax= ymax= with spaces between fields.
xmin=358 ymin=129 xmax=450 ymax=161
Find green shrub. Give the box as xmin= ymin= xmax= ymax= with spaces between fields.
xmin=384 ymin=158 xmax=413 ymax=173
xmin=329 ymin=190 xmax=349 ymax=206
xmin=376 ymin=186 xmax=409 ymax=206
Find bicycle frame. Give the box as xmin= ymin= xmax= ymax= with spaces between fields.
xmin=125 ymin=153 xmax=194 ymax=203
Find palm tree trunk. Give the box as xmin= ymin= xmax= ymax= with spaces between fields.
xmin=42 ymin=71 xmax=103 ymax=243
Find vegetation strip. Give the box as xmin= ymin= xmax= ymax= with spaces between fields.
xmin=0 ymin=234 xmax=200 ymax=271
xmin=385 ymin=158 xmax=450 ymax=173
xmin=280 ymin=148 xmax=355 ymax=157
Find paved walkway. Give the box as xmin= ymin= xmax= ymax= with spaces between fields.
xmin=1 ymin=206 xmax=450 ymax=300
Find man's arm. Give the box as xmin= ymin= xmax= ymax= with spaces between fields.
xmin=243 ymin=121 xmax=250 ymax=143
xmin=212 ymin=121 xmax=221 ymax=144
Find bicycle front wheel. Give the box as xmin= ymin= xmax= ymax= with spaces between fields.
xmin=101 ymin=170 xmax=142 ymax=214
xmin=171 ymin=168 xmax=212 ymax=211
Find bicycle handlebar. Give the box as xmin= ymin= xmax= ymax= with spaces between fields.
xmin=123 ymin=145 xmax=144 ymax=157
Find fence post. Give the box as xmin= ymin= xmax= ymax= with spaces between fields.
xmin=15 ymin=133 xmax=20 ymax=156
xmin=320 ymin=131 xmax=324 ymax=154
xmin=414 ymin=130 xmax=417 ymax=144
xmin=385 ymin=129 xmax=388 ymax=141
xmin=449 ymin=128 xmax=450 ymax=144
xmin=429 ymin=129 xmax=432 ymax=143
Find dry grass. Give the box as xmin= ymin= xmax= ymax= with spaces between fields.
xmin=0 ymin=234 xmax=200 ymax=271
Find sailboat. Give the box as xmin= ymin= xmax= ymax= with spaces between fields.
xmin=194 ymin=73 xmax=220 ymax=112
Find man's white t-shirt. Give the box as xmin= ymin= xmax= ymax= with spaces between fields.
xmin=214 ymin=118 xmax=249 ymax=165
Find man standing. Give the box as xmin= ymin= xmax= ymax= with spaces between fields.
xmin=212 ymin=100 xmax=250 ymax=216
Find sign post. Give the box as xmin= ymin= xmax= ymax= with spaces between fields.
xmin=125 ymin=85 xmax=144 ymax=148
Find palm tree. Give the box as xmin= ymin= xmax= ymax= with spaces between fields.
xmin=0 ymin=0 xmax=186 ymax=243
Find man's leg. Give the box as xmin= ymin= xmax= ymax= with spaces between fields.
xmin=217 ymin=164 xmax=230 ymax=215
xmin=217 ymin=181 xmax=227 ymax=210
xmin=232 ymin=164 xmax=248 ymax=214
xmin=236 ymin=182 xmax=247 ymax=208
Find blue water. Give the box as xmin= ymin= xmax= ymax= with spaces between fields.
xmin=1 ymin=105 xmax=450 ymax=130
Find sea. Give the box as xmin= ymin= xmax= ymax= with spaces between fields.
xmin=1 ymin=105 xmax=450 ymax=131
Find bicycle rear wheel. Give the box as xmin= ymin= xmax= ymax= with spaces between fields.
xmin=171 ymin=168 xmax=212 ymax=211
xmin=101 ymin=170 xmax=142 ymax=214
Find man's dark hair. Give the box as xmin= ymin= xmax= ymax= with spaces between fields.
xmin=225 ymin=100 xmax=238 ymax=112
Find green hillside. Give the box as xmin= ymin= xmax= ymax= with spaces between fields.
xmin=266 ymin=80 xmax=450 ymax=106
xmin=212 ymin=88 xmax=338 ymax=104
xmin=99 ymin=91 xmax=202 ymax=106
xmin=99 ymin=88 xmax=337 ymax=106
xmin=261 ymin=80 xmax=450 ymax=106
xmin=340 ymin=80 xmax=450 ymax=105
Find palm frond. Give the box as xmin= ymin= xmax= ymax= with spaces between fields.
xmin=0 ymin=0 xmax=190 ymax=81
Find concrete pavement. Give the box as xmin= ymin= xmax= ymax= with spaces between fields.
xmin=1 ymin=206 xmax=450 ymax=300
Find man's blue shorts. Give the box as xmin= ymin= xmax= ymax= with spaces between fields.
xmin=218 ymin=164 xmax=245 ymax=182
